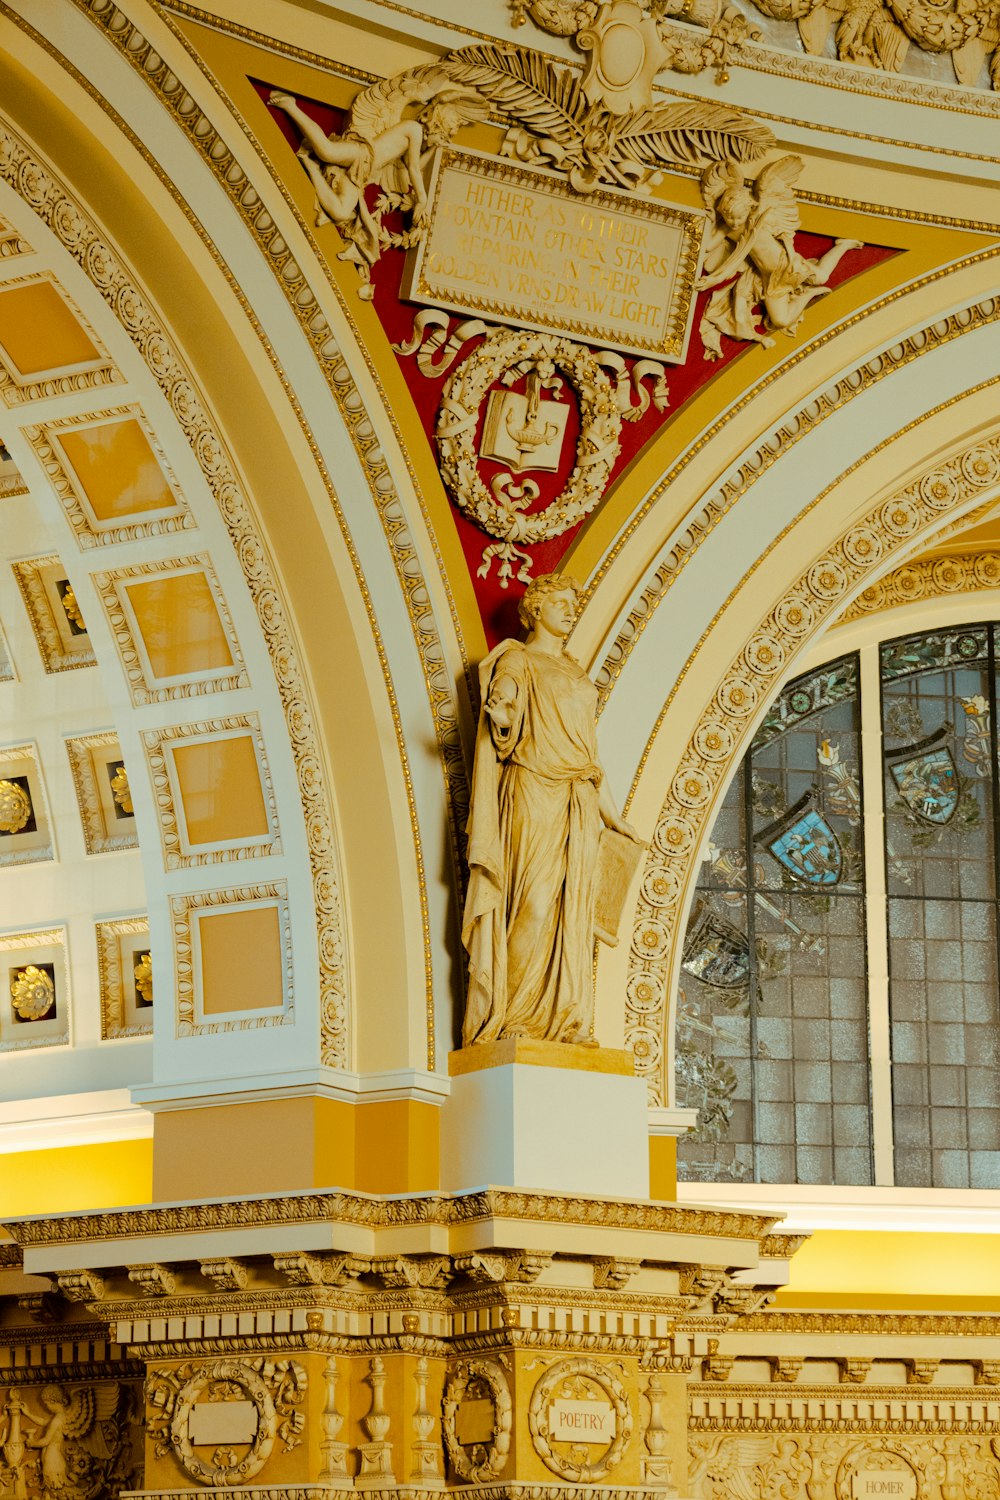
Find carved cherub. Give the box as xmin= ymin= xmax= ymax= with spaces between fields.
xmin=24 ymin=1383 xmax=119 ymax=1489
xmin=697 ymin=156 xmax=862 ymax=358
xmin=269 ymin=67 xmax=484 ymax=296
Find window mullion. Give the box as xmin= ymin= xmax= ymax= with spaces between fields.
xmin=860 ymin=642 xmax=894 ymax=1185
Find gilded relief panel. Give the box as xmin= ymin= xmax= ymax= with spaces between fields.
xmin=66 ymin=732 xmax=138 ymax=855
xmin=0 ymin=275 xmax=121 ymax=405
xmin=0 ymin=743 xmax=53 ymax=867
xmin=0 ymin=926 xmax=68 ymax=1051
xmin=11 ymin=556 xmax=95 ymax=673
xmin=141 ymin=715 xmax=280 ymax=869
xmin=95 ymin=915 xmax=152 ymax=1039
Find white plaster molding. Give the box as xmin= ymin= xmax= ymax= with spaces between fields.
xmin=131 ymin=1066 xmax=452 ymax=1111
xmin=648 ymin=1107 xmax=699 ymax=1137
xmin=678 ymin=1182 xmax=1000 ymax=1233
xmin=0 ymin=1088 xmax=153 ymax=1153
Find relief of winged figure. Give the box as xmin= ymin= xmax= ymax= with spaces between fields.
xmin=23 ymin=1382 xmax=120 ymax=1490
xmin=696 ymin=155 xmax=861 ymax=358
xmin=269 ymin=68 xmax=486 ymax=296
xmin=748 ymin=0 xmax=1000 ymax=87
xmin=691 ymin=1433 xmax=776 ymax=1499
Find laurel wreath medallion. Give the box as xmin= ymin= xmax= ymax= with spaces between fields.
xmin=436 ymin=328 xmax=622 ymax=584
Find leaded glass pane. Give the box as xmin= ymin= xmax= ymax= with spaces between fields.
xmin=677 ymin=655 xmax=871 ymax=1186
xmin=882 ymin=623 xmax=1000 ymax=1191
xmin=881 ymin=629 xmax=993 ymax=903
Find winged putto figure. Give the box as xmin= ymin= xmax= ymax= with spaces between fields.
xmin=269 ymin=68 xmax=486 ymax=297
xmin=24 ymin=1382 xmax=120 ymax=1489
xmin=270 ymin=41 xmax=779 ymax=298
xmin=697 ymin=155 xmax=861 ymax=358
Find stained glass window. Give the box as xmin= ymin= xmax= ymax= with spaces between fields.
xmin=676 ymin=623 xmax=1000 ymax=1189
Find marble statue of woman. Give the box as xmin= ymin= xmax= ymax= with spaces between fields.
xmin=461 ymin=574 xmax=639 ymax=1047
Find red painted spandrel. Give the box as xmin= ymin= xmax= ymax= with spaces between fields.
xmin=256 ymin=80 xmax=897 ymax=645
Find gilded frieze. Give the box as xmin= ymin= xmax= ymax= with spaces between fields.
xmin=839 ymin=548 xmax=1000 ymax=621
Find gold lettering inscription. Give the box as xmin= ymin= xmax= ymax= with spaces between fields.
xmin=403 ymin=148 xmax=705 ymax=362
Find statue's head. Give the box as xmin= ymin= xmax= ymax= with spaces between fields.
xmin=518 ymin=573 xmax=581 ymax=633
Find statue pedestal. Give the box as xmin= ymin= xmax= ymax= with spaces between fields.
xmin=441 ymin=1039 xmax=650 ymax=1197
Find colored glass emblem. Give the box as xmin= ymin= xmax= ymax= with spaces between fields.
xmin=681 ymin=900 xmax=751 ymax=989
xmin=759 ymin=791 xmax=843 ymax=886
xmin=886 ymin=726 xmax=959 ymax=826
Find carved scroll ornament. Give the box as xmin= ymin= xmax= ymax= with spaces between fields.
xmin=511 ymin=0 xmax=762 ymax=92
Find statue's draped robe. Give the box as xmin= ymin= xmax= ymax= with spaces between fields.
xmin=462 ymin=642 xmax=603 ymax=1046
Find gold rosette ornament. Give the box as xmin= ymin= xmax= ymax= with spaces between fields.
xmin=110 ymin=764 xmax=133 ymax=815
xmin=10 ymin=964 xmax=55 ymax=1020
xmin=0 ymin=779 xmax=31 ymax=834
xmin=61 ymin=583 xmax=85 ymax=632
xmin=134 ymin=952 xmax=153 ymax=1004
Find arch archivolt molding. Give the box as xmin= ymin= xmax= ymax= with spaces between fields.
xmin=590 ymin=288 xmax=1000 ymax=709
xmin=66 ymin=0 xmax=472 ymax=836
xmin=0 ymin=116 xmax=351 ymax=1065
xmin=621 ymin=421 xmax=1000 ymax=1104
xmin=839 ymin=548 xmax=1000 ymax=622
xmin=43 ymin=0 xmax=484 ymax=1067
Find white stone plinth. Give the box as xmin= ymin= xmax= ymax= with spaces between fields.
xmin=441 ymin=1040 xmax=650 ymax=1197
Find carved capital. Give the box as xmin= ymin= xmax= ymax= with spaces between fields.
xmin=593 ymin=1256 xmax=642 ymax=1290
xmin=56 ymin=1269 xmax=105 ymax=1302
xmin=272 ymin=1252 xmax=365 ymax=1287
xmin=127 ymin=1263 xmax=177 ymax=1296
xmin=772 ymin=1356 xmax=804 ymax=1383
xmin=16 ymin=1290 xmax=63 ymax=1323
xmin=908 ymin=1358 xmax=939 ymax=1384
xmin=703 ymin=1353 xmax=735 ymax=1381
xmin=199 ymin=1257 xmax=248 ymax=1291
xmin=840 ymin=1357 xmax=872 ymax=1384
xmin=370 ymin=1256 xmax=452 ymax=1290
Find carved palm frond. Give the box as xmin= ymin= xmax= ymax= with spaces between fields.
xmin=612 ymin=101 xmax=776 ymax=167
xmin=444 ymin=44 xmax=587 ymax=146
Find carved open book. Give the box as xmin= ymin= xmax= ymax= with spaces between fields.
xmin=594 ymin=828 xmax=646 ymax=947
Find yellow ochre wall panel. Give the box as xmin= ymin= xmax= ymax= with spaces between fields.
xmin=777 ymin=1230 xmax=1000 ymax=1311
xmin=0 ymin=281 xmax=98 ymax=374
xmin=172 ymin=734 xmax=268 ymax=845
xmin=199 ymin=904 xmax=284 ymax=1014
xmin=649 ymin=1135 xmax=677 ymax=1201
xmin=0 ymin=1139 xmax=152 ymax=1217
xmin=59 ymin=418 xmax=173 ymax=518
xmin=150 ymin=1098 xmax=440 ymax=1200
xmin=125 ymin=571 xmax=233 ymax=679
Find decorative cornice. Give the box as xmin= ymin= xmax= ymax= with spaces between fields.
xmin=734 ymin=1310 xmax=1000 ymax=1335
xmin=5 ymin=1188 xmax=777 ymax=1248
